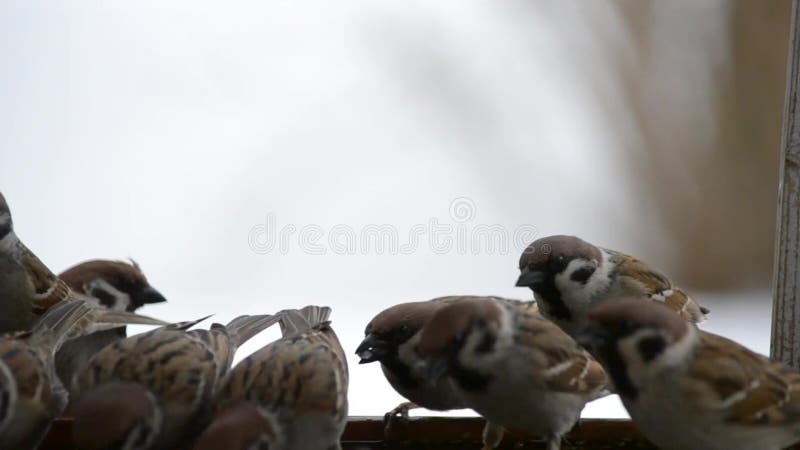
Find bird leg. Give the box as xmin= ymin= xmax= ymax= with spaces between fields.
xmin=481 ymin=421 xmax=505 ymax=450
xmin=386 ymin=401 xmax=419 ymax=419
xmin=383 ymin=402 xmax=420 ymax=435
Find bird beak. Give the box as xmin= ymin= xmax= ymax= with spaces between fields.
xmin=515 ymin=268 xmax=546 ymax=288
xmin=356 ymin=334 xmax=389 ymax=364
xmin=135 ymin=286 xmax=168 ymax=305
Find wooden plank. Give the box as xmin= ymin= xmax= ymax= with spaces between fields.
xmin=772 ymin=0 xmax=800 ymax=368
xmin=42 ymin=417 xmax=656 ymax=450
xmin=41 ymin=416 xmax=800 ymax=449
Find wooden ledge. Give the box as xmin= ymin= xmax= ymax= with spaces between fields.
xmin=43 ymin=417 xmax=656 ymax=449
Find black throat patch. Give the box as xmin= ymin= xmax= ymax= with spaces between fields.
xmin=598 ymin=344 xmax=638 ymax=400
xmin=637 ymin=335 xmax=666 ymax=363
xmin=381 ymin=353 xmax=420 ymax=389
xmin=534 ymin=276 xmax=572 ymax=321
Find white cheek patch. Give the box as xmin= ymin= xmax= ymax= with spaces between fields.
xmin=653 ymin=326 xmax=696 ymax=369
xmin=458 ymin=305 xmax=514 ymax=370
xmin=398 ymin=331 xmax=423 ymax=367
xmin=86 ymin=278 xmax=132 ymax=312
xmin=554 ymin=253 xmax=614 ymax=313
xmin=617 ymin=326 xmax=696 ymax=385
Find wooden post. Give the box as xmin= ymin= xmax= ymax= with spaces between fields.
xmin=772 ymin=0 xmax=800 ymax=367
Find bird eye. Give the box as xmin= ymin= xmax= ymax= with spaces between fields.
xmin=549 ymin=255 xmax=569 ymax=272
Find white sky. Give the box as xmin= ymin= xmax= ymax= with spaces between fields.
xmin=0 ymin=1 xmax=766 ymax=419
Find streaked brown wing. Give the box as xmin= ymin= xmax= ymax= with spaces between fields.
xmin=605 ymin=249 xmax=706 ymax=323
xmin=690 ymin=333 xmax=800 ymax=425
xmin=0 ymin=339 xmax=57 ymax=416
xmin=187 ymin=329 xmax=235 ymax=392
xmin=22 ymin=249 xmax=70 ymax=315
xmin=606 ymin=249 xmax=671 ymax=291
xmin=78 ymin=330 xmax=217 ymax=409
xmin=219 ymin=328 xmax=348 ymax=420
xmin=662 ymin=287 xmax=707 ymax=323
xmin=513 ymin=307 xmax=607 ymax=395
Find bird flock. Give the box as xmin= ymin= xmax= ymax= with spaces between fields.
xmin=0 ymin=191 xmax=797 ymax=450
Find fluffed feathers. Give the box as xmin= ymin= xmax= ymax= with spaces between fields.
xmin=70 ymin=315 xmax=218 ymax=450
xmin=187 ymin=314 xmax=280 ymax=392
xmin=0 ymin=193 xmax=76 ymax=331
xmin=192 ymin=403 xmax=283 ymax=450
xmin=0 ymin=193 xmax=168 ymax=334
xmin=202 ymin=306 xmax=348 ymax=450
xmin=577 ymin=298 xmax=800 ymax=450
xmin=516 ymin=235 xmax=708 ymax=337
xmin=0 ymin=300 xmax=101 ymax=449
xmin=416 ymin=296 xmax=607 ymax=450
xmin=70 ymin=382 xmax=162 ymax=450
xmin=356 ymin=296 xmax=528 ymax=415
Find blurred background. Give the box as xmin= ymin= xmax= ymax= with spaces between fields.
xmin=0 ymin=1 xmax=792 ymax=418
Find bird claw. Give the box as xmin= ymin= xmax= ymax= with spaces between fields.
xmin=383 ymin=402 xmax=418 ymax=435
xmin=387 ymin=402 xmax=416 ymax=420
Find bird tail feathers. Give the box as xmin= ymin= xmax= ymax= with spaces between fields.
xmin=277 ymin=305 xmax=331 ymax=336
xmin=219 ymin=314 xmax=280 ymax=347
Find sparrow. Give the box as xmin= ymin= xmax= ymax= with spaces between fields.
xmin=577 ymin=298 xmax=800 ymax=450
xmin=198 ymin=306 xmax=348 ymax=450
xmin=70 ymin=382 xmax=162 ymax=450
xmin=0 ymin=192 xmax=74 ymax=331
xmin=356 ymin=295 xmax=530 ymax=419
xmin=56 ymin=259 xmax=168 ymax=395
xmin=515 ymin=234 xmax=709 ymax=337
xmin=192 ymin=402 xmax=283 ymax=450
xmin=59 ymin=259 xmax=167 ymax=313
xmin=416 ymin=296 xmax=607 ymax=450
xmin=70 ymin=313 xmax=278 ymax=450
xmin=0 ymin=299 xmax=137 ymax=449
xmin=0 ymin=192 xmax=168 ymax=334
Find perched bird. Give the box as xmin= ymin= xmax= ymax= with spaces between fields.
xmin=197 ymin=306 xmax=348 ymax=450
xmin=70 ymin=382 xmax=162 ymax=450
xmin=185 ymin=315 xmax=281 ymax=391
xmin=0 ymin=192 xmax=168 ymax=333
xmin=70 ymin=314 xmax=278 ymax=450
xmin=417 ymin=296 xmax=607 ymax=450
xmin=357 ymin=296 xmax=529 ymax=419
xmin=59 ymin=259 xmax=167 ymax=313
xmin=515 ymin=235 xmax=708 ymax=337
xmin=0 ymin=192 xmax=73 ymax=331
xmin=577 ymin=299 xmax=800 ymax=450
xmin=56 ymin=259 xmax=168 ymax=395
xmin=192 ymin=403 xmax=283 ymax=450
xmin=0 ymin=300 xmax=130 ymax=449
